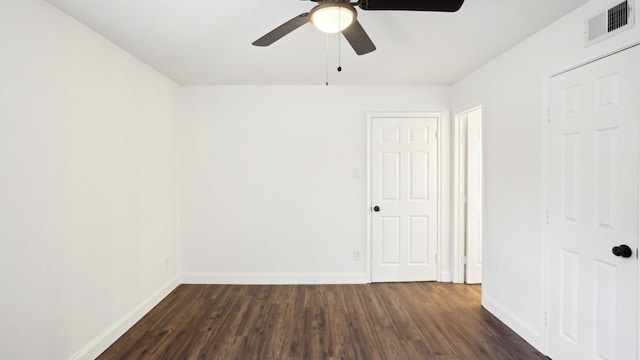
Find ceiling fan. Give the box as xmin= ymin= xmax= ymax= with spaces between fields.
xmin=252 ymin=0 xmax=465 ymax=55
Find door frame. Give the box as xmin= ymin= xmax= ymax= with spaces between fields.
xmin=452 ymin=104 xmax=483 ymax=284
xmin=366 ymin=112 xmax=446 ymax=283
xmin=542 ymin=42 xmax=640 ymax=355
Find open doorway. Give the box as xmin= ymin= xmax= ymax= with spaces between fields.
xmin=453 ymin=106 xmax=483 ymax=284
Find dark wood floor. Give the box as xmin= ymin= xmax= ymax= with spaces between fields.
xmin=98 ymin=282 xmax=546 ymax=359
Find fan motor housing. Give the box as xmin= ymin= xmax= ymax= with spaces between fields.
xmin=358 ymin=0 xmax=465 ymax=12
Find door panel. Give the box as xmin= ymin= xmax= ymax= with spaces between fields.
xmin=547 ymin=46 xmax=639 ymax=360
xmin=371 ymin=116 xmax=439 ymax=282
xmin=381 ymin=152 xmax=400 ymax=200
xmin=409 ymin=216 xmax=428 ymax=264
xmin=409 ymin=152 xmax=429 ymax=200
xmin=381 ymin=216 xmax=400 ymax=264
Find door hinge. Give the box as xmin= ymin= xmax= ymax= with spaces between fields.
xmin=544 ymin=311 xmax=549 ymax=326
xmin=464 ymin=195 xmax=468 ymax=204
xmin=546 ymin=210 xmax=550 ymax=225
xmin=547 ymin=108 xmax=551 ymax=123
xmin=462 ymin=256 xmax=468 ymax=264
xmin=435 ymin=131 xmax=439 ymax=140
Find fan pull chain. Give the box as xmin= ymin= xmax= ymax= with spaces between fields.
xmin=337 ymin=34 xmax=343 ymax=72
xmin=325 ymin=33 xmax=329 ymax=86
xmin=337 ymin=15 xmax=342 ymax=72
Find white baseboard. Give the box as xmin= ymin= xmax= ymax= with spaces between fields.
xmin=181 ymin=272 xmax=368 ymax=285
xmin=69 ymin=275 xmax=180 ymax=360
xmin=482 ymin=294 xmax=544 ymax=353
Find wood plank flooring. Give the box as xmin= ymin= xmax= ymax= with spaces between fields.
xmin=98 ymin=282 xmax=546 ymax=359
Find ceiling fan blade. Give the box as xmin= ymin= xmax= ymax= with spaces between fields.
xmin=358 ymin=0 xmax=465 ymax=12
xmin=342 ymin=20 xmax=376 ymax=55
xmin=252 ymin=13 xmax=310 ymax=47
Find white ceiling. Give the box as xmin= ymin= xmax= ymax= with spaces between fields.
xmin=46 ymin=0 xmax=589 ymax=85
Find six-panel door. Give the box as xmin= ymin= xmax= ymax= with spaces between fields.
xmin=371 ymin=116 xmax=439 ymax=282
xmin=547 ymin=46 xmax=639 ymax=360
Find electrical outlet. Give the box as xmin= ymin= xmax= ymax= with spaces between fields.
xmin=352 ymin=250 xmax=361 ymax=261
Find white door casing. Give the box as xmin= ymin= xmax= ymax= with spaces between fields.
xmin=452 ymin=106 xmax=483 ymax=284
xmin=369 ymin=114 xmax=440 ymax=282
xmin=465 ymin=109 xmax=483 ymax=284
xmin=547 ymin=46 xmax=639 ymax=360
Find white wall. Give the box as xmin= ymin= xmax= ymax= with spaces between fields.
xmin=180 ymin=86 xmax=451 ymax=284
xmin=452 ymin=0 xmax=640 ymax=351
xmin=0 ymin=1 xmax=181 ymax=359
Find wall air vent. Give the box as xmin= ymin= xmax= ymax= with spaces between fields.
xmin=585 ymin=0 xmax=634 ymax=46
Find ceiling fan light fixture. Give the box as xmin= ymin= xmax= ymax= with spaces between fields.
xmin=310 ymin=3 xmax=356 ymax=33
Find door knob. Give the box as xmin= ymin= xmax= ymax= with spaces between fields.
xmin=373 ymin=206 xmax=380 ymax=212
xmin=612 ymin=245 xmax=633 ymax=258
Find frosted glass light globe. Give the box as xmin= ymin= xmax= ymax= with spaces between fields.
xmin=310 ymin=5 xmax=355 ymax=33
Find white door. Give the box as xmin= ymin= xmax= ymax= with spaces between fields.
xmin=465 ymin=109 xmax=483 ymax=284
xmin=370 ymin=114 xmax=439 ymax=282
xmin=547 ymin=46 xmax=639 ymax=360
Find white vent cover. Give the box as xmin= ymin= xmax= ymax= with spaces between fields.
xmin=585 ymin=0 xmax=635 ymax=46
